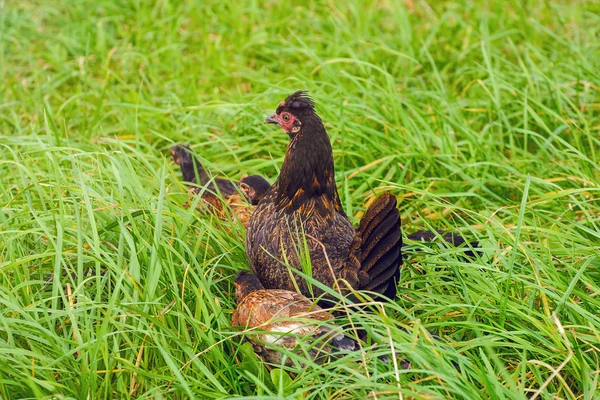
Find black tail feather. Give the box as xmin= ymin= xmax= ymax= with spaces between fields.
xmin=356 ymin=193 xmax=402 ymax=299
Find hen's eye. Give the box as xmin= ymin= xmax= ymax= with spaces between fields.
xmin=281 ymin=113 xmax=291 ymax=122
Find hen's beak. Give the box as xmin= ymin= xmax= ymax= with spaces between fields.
xmin=264 ymin=113 xmax=279 ymax=125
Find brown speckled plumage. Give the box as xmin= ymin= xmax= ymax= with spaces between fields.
xmin=232 ymin=272 xmax=355 ymax=366
xmin=246 ymin=92 xmax=402 ymax=303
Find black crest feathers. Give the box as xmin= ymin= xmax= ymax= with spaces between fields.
xmin=277 ymin=90 xmax=315 ymax=115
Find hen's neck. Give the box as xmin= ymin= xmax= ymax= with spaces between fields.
xmin=274 ymin=115 xmax=340 ymax=211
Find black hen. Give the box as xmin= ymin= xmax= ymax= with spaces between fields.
xmin=246 ymin=91 xmax=402 ymax=304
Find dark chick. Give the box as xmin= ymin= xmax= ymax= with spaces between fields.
xmin=239 ymin=174 xmax=271 ymax=205
xmin=232 ymin=271 xmax=355 ymax=367
xmin=171 ymin=144 xmax=237 ymax=196
xmin=246 ymin=91 xmax=402 ymax=304
xmin=171 ymin=144 xmax=269 ymax=228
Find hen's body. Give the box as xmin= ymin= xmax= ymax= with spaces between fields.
xmin=247 ymin=190 xmax=356 ymax=297
xmin=246 ymin=92 xmax=401 ymax=301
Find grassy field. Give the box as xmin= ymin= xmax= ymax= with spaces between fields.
xmin=1 ymin=0 xmax=599 ymax=398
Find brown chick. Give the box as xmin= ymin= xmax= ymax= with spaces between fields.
xmin=232 ymin=271 xmax=355 ymax=367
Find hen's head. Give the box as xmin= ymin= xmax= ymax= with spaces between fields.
xmin=264 ymin=90 xmax=316 ymax=136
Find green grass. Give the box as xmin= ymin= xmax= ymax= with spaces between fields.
xmin=1 ymin=0 xmax=599 ymax=398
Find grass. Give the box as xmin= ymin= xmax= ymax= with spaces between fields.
xmin=1 ymin=0 xmax=599 ymax=398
